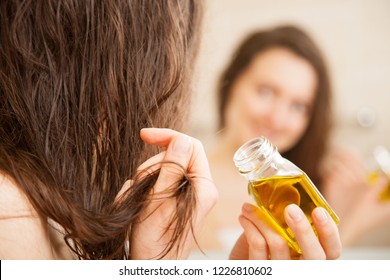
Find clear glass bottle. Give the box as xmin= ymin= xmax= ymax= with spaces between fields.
xmin=368 ymin=145 xmax=390 ymax=200
xmin=233 ymin=136 xmax=339 ymax=254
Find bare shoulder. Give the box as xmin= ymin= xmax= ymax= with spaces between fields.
xmin=0 ymin=172 xmax=65 ymax=259
xmin=0 ymin=173 xmax=36 ymax=218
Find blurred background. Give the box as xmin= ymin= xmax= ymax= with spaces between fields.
xmin=188 ymin=0 xmax=390 ymax=258
xmin=190 ymin=0 xmax=390 ymax=159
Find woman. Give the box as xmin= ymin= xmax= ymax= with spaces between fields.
xmin=0 ymin=0 xmax=218 ymax=260
xmin=201 ymin=24 xmax=390 ymax=256
xmin=0 ymin=1 xmax=341 ymax=260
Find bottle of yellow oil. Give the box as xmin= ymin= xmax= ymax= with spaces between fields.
xmin=368 ymin=145 xmax=390 ymax=201
xmin=233 ymin=136 xmax=339 ymax=254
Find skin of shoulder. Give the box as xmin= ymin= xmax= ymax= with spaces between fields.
xmin=0 ymin=174 xmax=36 ymax=218
xmin=0 ymin=173 xmax=61 ymax=259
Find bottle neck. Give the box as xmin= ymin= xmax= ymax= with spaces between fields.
xmin=233 ymin=137 xmax=281 ymax=181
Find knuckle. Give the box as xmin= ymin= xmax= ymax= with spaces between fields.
xmin=303 ymin=246 xmax=327 ymax=260
xmin=197 ymin=183 xmax=219 ymax=210
xmin=315 ymin=251 xmax=327 ymax=260
xmin=297 ymin=221 xmax=313 ymax=236
xmin=248 ymin=236 xmax=267 ymax=251
xmin=162 ymin=162 xmax=185 ymax=175
xmin=327 ymin=247 xmax=342 ymax=260
xmin=208 ymin=186 xmax=219 ymax=204
xmin=192 ymin=138 xmax=204 ymax=150
xmin=318 ymin=225 xmax=335 ymax=240
xmin=269 ymin=236 xmax=286 ymax=251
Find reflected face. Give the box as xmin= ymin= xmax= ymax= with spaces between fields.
xmin=224 ymin=47 xmax=317 ymax=153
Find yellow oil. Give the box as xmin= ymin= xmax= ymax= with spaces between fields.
xmin=248 ymin=173 xmax=340 ymax=254
xmin=368 ymin=172 xmax=390 ymax=200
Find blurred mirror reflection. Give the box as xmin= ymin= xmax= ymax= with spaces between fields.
xmin=188 ymin=0 xmax=390 ymax=260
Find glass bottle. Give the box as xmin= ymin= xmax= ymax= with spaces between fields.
xmin=233 ymin=136 xmax=339 ymax=254
xmin=368 ymin=145 xmax=390 ymax=200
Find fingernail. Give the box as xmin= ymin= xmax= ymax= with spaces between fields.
xmin=314 ymin=207 xmax=329 ymax=225
xmin=140 ymin=127 xmax=153 ymax=133
xmin=242 ymin=203 xmax=254 ymax=213
xmin=287 ymin=204 xmax=303 ymax=221
xmin=172 ymin=135 xmax=192 ymax=154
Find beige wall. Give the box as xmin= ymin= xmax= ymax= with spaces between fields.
xmin=189 ymin=0 xmax=390 ymax=163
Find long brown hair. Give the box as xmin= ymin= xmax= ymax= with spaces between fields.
xmin=0 ymin=0 xmax=202 ymax=259
xmin=218 ymin=25 xmax=332 ymax=187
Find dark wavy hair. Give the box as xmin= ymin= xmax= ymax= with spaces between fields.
xmin=0 ymin=0 xmax=202 ymax=259
xmin=218 ymin=25 xmax=333 ymax=187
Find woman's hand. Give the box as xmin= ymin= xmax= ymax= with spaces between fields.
xmin=338 ymin=176 xmax=390 ymax=246
xmin=229 ymin=203 xmax=341 ymax=260
xmin=321 ymin=148 xmax=390 ymax=247
xmin=129 ymin=128 xmax=218 ymax=259
xmin=321 ymin=148 xmax=367 ymax=221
